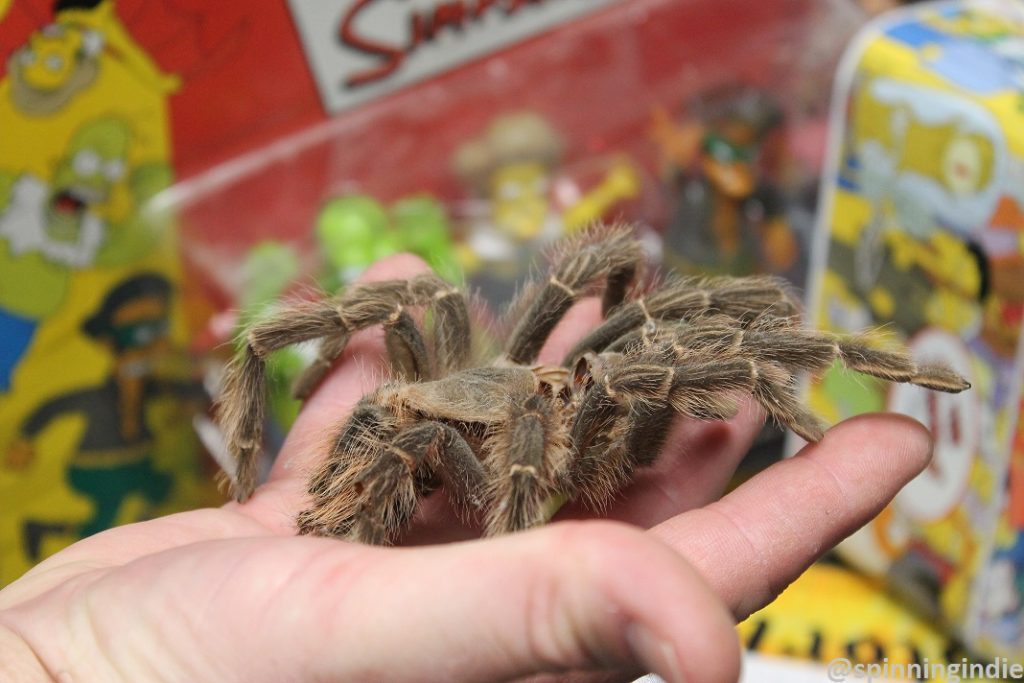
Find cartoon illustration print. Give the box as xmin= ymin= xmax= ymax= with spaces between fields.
xmin=7 ymin=274 xmax=205 ymax=560
xmin=4 ymin=0 xmax=179 ymax=118
xmin=827 ymin=78 xmax=1006 ymax=338
xmin=0 ymin=0 xmax=181 ymax=393
xmin=979 ymin=534 xmax=1024 ymax=646
xmin=893 ymin=4 xmax=1024 ymax=100
xmin=5 ymin=16 xmax=104 ymax=115
xmin=0 ymin=116 xmax=172 ymax=391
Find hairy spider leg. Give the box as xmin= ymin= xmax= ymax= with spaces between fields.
xmin=566 ymin=347 xmax=830 ymax=509
xmin=601 ymin=316 xmax=971 ymax=401
xmin=568 ymin=351 xmax=757 ymax=508
xmin=220 ymin=275 xmax=462 ymax=501
xmin=299 ymin=409 xmax=486 ymax=544
xmin=503 ymin=226 xmax=644 ymax=365
xmin=292 ymin=275 xmax=469 ymax=399
xmin=633 ymin=341 xmax=827 ymax=442
xmin=220 ymin=297 xmax=346 ymax=500
xmin=291 ymin=331 xmax=351 ymax=400
xmin=665 ymin=318 xmax=971 ymax=393
xmin=382 ymin=308 xmax=432 ymax=381
xmin=483 ymin=393 xmax=571 ymax=535
xmin=428 ymin=284 xmax=473 ymax=376
xmin=562 ymin=274 xmax=801 ymax=366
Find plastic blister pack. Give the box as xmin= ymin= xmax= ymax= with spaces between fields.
xmin=0 ymin=0 xmax=860 ymax=581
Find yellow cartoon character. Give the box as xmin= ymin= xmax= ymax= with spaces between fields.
xmin=453 ymin=112 xmax=640 ymax=302
xmin=4 ymin=0 xmax=179 ymax=119
xmin=0 ymin=0 xmax=179 ymax=182
xmin=0 ymin=116 xmax=172 ymax=391
xmin=834 ymin=79 xmax=1002 ymax=335
xmin=6 ymin=20 xmax=104 ymax=115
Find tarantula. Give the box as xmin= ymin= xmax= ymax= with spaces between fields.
xmin=217 ymin=226 xmax=970 ymax=544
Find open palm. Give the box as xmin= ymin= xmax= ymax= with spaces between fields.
xmin=0 ymin=255 xmax=932 ymax=683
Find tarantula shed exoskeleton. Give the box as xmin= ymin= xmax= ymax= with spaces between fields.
xmin=216 ymin=225 xmax=970 ymax=545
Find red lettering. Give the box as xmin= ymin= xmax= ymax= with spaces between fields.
xmin=505 ymin=0 xmax=544 ymax=14
xmin=337 ymin=0 xmax=553 ymax=87
xmin=338 ymin=0 xmax=406 ymax=88
xmin=473 ymin=0 xmax=502 ymax=19
xmin=409 ymin=12 xmax=429 ymax=51
xmin=430 ymin=2 xmax=468 ymax=39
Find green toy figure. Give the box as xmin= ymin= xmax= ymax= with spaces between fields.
xmin=316 ymin=194 xmax=460 ymax=292
xmin=229 ymin=193 xmax=461 ymax=434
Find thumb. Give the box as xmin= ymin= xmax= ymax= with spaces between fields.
xmin=212 ymin=522 xmax=738 ymax=682
xmin=29 ymin=522 xmax=742 ymax=682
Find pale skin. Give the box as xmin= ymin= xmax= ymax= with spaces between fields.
xmin=0 ymin=254 xmax=934 ymax=683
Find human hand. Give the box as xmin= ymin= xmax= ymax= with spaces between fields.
xmin=0 ymin=255 xmax=933 ymax=683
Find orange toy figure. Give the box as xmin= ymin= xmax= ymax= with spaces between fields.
xmin=651 ymin=88 xmax=799 ymax=278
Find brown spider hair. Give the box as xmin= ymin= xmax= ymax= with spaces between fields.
xmin=216 ymin=224 xmax=969 ymax=544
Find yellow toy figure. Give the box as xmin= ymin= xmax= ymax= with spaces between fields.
xmin=452 ymin=111 xmax=640 ymax=303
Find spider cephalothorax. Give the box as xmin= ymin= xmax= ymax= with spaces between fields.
xmin=217 ymin=225 xmax=970 ymax=544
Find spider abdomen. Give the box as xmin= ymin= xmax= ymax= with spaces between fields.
xmin=399 ymin=366 xmax=537 ymax=425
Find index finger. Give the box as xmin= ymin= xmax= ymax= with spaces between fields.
xmin=240 ymin=253 xmax=432 ymax=530
xmin=652 ymin=413 xmax=934 ymax=619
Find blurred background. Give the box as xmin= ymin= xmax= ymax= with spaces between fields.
xmin=1 ymin=0 xmax=1023 ymax=678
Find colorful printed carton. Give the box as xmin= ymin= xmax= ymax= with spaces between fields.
xmin=805 ymin=0 xmax=1024 ymax=658
xmin=0 ymin=0 xmax=222 ymax=583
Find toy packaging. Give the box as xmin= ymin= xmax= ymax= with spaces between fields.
xmin=644 ymin=559 xmax=1001 ymax=683
xmin=739 ymin=561 xmax=987 ymax=681
xmin=0 ymin=0 xmax=862 ymax=582
xmin=0 ymin=0 xmax=224 ymax=583
xmin=165 ymin=0 xmax=861 ymax=446
xmin=804 ymin=0 xmax=1024 ymax=659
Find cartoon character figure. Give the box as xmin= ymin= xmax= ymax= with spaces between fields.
xmin=5 ymin=18 xmax=104 ymax=115
xmin=453 ymin=112 xmax=640 ymax=303
xmin=315 ymin=194 xmax=460 ymax=291
xmin=0 ymin=0 xmax=179 ymax=167
xmin=6 ymin=274 xmax=204 ymax=560
xmin=650 ymin=87 xmax=798 ymax=277
xmin=0 ymin=0 xmax=180 ymax=395
xmin=828 ymin=79 xmax=1007 ymax=337
xmin=3 ymin=0 xmax=179 ymax=118
xmin=0 ymin=116 xmax=172 ymax=391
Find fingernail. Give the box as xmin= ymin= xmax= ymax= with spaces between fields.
xmin=625 ymin=624 xmax=686 ymax=683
